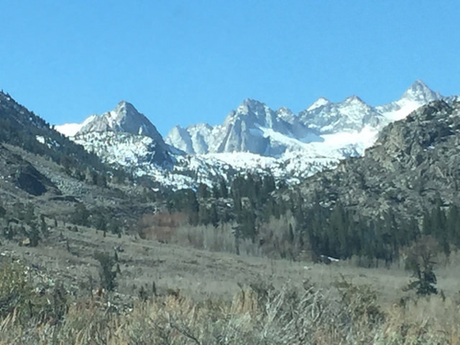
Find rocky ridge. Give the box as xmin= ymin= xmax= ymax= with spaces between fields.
xmin=286 ymin=99 xmax=460 ymax=221
xmin=57 ymin=80 xmax=447 ymax=189
xmin=166 ymin=80 xmax=442 ymax=155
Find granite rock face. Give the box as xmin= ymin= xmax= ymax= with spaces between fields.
xmin=289 ymin=99 xmax=460 ymax=221
xmin=75 ymin=101 xmax=175 ymax=167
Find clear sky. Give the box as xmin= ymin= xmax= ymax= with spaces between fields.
xmin=1 ymin=1 xmax=459 ymax=135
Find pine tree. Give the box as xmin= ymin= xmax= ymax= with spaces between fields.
xmin=219 ymin=179 xmax=228 ymax=198
xmin=210 ymin=203 xmax=219 ymax=228
xmin=405 ymin=236 xmax=438 ymax=296
xmin=29 ymin=223 xmax=40 ymax=247
xmin=71 ymin=203 xmax=90 ymax=226
xmin=447 ymin=204 xmax=460 ymax=246
xmin=94 ymin=251 xmax=117 ymax=291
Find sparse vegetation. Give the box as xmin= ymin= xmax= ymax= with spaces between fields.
xmin=0 ymin=260 xmax=459 ymax=344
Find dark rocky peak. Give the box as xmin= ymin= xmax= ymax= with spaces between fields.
xmin=0 ymin=91 xmax=48 ymax=130
xmin=405 ymin=99 xmax=453 ymax=124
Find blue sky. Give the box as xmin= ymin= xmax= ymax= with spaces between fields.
xmin=1 ymin=1 xmax=459 ymax=135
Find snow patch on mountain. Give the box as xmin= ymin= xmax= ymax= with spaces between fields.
xmin=55 ymin=123 xmax=84 ymax=137
xmin=307 ymin=97 xmax=331 ymax=112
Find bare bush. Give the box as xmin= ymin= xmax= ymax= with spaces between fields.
xmin=137 ymin=212 xmax=187 ymax=242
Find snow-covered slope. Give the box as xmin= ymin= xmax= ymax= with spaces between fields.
xmin=376 ymin=79 xmax=442 ymax=122
xmin=56 ymin=80 xmax=447 ymax=190
xmin=54 ymin=123 xmax=83 ymax=137
xmin=299 ymin=95 xmax=383 ymax=134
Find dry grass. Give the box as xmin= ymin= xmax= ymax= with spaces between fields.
xmin=0 ymin=269 xmax=459 ymax=345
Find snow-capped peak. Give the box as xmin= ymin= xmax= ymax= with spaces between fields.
xmin=54 ymin=79 xmax=451 ymax=191
xmin=276 ymin=107 xmax=296 ymax=123
xmin=113 ymin=100 xmax=137 ymax=120
xmin=307 ymin=97 xmax=331 ymax=111
xmin=235 ymin=98 xmax=269 ymax=115
xmin=377 ymin=80 xmax=443 ymax=122
xmin=343 ymin=95 xmax=365 ymax=104
xmin=75 ymin=101 xmax=166 ymax=145
xmin=401 ymin=79 xmax=441 ymax=103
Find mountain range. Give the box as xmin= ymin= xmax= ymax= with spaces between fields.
xmin=55 ymin=80 xmax=446 ymax=189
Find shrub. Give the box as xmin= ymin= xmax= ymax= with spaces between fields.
xmin=0 ymin=263 xmax=68 ymax=325
xmin=0 ymin=263 xmax=34 ymax=319
xmin=94 ymin=251 xmax=117 ymax=291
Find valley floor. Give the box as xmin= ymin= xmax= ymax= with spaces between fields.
xmin=1 ymin=222 xmax=460 ymax=344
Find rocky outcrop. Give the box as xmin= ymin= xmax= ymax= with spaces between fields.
xmin=288 ymin=99 xmax=460 ymax=221
xmin=77 ymin=101 xmax=168 ymax=147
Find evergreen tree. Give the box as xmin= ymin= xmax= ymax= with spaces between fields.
xmin=405 ymin=236 xmax=438 ymax=296
xmin=70 ymin=203 xmax=90 ymax=226
xmin=94 ymin=251 xmax=117 ymax=291
xmin=447 ymin=204 xmax=460 ymax=246
xmin=197 ymin=183 xmax=210 ymax=199
xmin=219 ymin=179 xmax=228 ymax=198
xmin=29 ymin=223 xmax=40 ymax=247
xmin=210 ymin=203 xmax=219 ymax=228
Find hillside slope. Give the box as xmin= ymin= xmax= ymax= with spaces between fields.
xmin=287 ymin=99 xmax=460 ymax=221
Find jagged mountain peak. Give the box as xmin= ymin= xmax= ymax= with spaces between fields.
xmin=276 ymin=107 xmax=296 ymax=123
xmin=344 ymin=95 xmax=366 ymax=104
xmin=114 ymin=100 xmax=137 ymax=115
xmin=408 ymin=79 xmax=430 ymax=91
xmin=109 ymin=100 xmax=148 ymax=124
xmin=277 ymin=106 xmax=293 ymax=112
xmin=241 ymin=98 xmax=263 ymax=106
xmin=68 ymin=101 xmax=175 ymax=168
xmin=76 ymin=101 xmax=165 ymax=143
xmin=299 ymin=94 xmax=379 ymax=134
xmin=375 ymin=80 xmax=444 ymax=122
xmin=401 ymin=79 xmax=441 ymax=102
xmin=307 ymin=97 xmax=331 ymax=111
xmin=235 ymin=98 xmax=269 ymax=115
